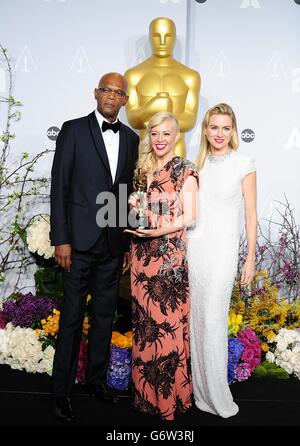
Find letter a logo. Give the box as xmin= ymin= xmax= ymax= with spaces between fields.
xmin=16 ymin=45 xmax=38 ymax=73
xmin=69 ymin=46 xmax=93 ymax=73
xmin=285 ymin=127 xmax=300 ymax=150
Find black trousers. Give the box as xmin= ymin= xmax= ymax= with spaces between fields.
xmin=52 ymin=231 xmax=123 ymax=397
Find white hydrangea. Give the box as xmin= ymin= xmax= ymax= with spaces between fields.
xmin=265 ymin=351 xmax=275 ymax=363
xmin=0 ymin=326 xmax=10 ymax=361
xmin=0 ymin=323 xmax=54 ymax=375
xmin=27 ymin=214 xmax=54 ymax=259
xmin=36 ymin=345 xmax=55 ymax=375
xmin=267 ymin=328 xmax=300 ymax=379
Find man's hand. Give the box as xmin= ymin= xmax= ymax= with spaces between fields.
xmin=122 ymin=251 xmax=131 ymax=275
xmin=54 ymin=244 xmax=72 ymax=272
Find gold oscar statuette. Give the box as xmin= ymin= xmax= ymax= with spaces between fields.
xmin=133 ymin=168 xmax=148 ymax=228
xmin=125 ymin=17 xmax=201 ymax=158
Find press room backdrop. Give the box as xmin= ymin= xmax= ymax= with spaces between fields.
xmin=0 ymin=0 xmax=299 ymax=292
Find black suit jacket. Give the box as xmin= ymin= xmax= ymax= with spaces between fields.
xmin=50 ymin=111 xmax=139 ymax=256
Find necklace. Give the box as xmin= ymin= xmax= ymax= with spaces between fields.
xmin=208 ymin=150 xmax=232 ymax=164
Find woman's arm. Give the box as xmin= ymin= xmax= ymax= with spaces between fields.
xmin=241 ymin=171 xmax=257 ymax=286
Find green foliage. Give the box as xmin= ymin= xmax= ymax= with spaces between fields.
xmin=253 ymin=361 xmax=290 ymax=379
xmin=34 ymin=266 xmax=63 ymax=299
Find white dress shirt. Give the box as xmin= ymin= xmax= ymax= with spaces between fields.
xmin=95 ymin=109 xmax=120 ymax=183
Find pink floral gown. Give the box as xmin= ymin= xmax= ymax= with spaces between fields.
xmin=130 ymin=156 xmax=198 ymax=421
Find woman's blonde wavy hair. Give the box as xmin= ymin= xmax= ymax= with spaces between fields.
xmin=135 ymin=112 xmax=180 ymax=176
xmin=195 ymin=103 xmax=239 ymax=171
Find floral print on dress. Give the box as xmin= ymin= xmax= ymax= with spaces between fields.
xmin=130 ymin=156 xmax=198 ymax=421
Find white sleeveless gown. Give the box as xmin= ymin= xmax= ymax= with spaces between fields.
xmin=187 ymin=151 xmax=255 ymax=418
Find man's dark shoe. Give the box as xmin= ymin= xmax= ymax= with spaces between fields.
xmin=88 ymin=382 xmax=120 ymax=404
xmin=52 ymin=396 xmax=76 ymax=422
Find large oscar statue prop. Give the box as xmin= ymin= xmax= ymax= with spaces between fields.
xmin=125 ymin=17 xmax=201 ymax=157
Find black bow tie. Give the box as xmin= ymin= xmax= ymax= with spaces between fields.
xmin=102 ymin=120 xmax=121 ymax=133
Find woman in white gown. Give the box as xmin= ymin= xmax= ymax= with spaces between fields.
xmin=187 ymin=103 xmax=257 ymax=418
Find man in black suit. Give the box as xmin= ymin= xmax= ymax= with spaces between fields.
xmin=50 ymin=72 xmax=139 ymax=422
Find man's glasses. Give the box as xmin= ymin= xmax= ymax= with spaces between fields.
xmin=97 ymin=85 xmax=127 ymax=98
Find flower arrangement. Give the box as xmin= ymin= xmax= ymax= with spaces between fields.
xmin=25 ymin=214 xmax=63 ymax=298
xmin=227 ymin=313 xmax=261 ymax=384
xmin=0 ymin=290 xmax=132 ymax=392
xmin=107 ymin=331 xmax=132 ymax=390
xmin=1 ymin=292 xmax=57 ymax=328
xmin=0 ymin=322 xmax=55 ymax=374
xmin=26 ymin=215 xmax=54 ymax=260
xmin=236 ymin=327 xmax=261 ymax=377
xmin=75 ymin=331 xmax=132 ymax=387
xmin=230 ymin=271 xmax=300 ymax=353
xmin=0 ymin=292 xmax=84 ymax=376
xmin=228 ymin=336 xmax=245 ymax=384
xmin=266 ymin=328 xmax=300 ymax=379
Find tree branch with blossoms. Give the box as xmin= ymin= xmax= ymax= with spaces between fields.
xmin=0 ymin=45 xmax=53 ymax=296
xmin=237 ymin=196 xmax=299 ymax=302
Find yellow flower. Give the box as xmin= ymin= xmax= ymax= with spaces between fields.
xmin=230 ymin=269 xmax=297 ymax=346
xmin=261 ymin=342 xmax=270 ymax=352
xmin=111 ymin=331 xmax=132 ymax=348
xmin=236 ymin=314 xmax=243 ymax=325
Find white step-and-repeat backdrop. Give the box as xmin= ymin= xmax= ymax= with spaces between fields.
xmin=1 ymin=0 xmax=299 ymax=294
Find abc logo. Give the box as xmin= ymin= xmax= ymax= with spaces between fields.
xmin=241 ymin=129 xmax=255 ymax=143
xmin=47 ymin=126 xmax=60 ymax=141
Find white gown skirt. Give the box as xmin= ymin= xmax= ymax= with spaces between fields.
xmin=188 ymin=231 xmax=239 ymax=418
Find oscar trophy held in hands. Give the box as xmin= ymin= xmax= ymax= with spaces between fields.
xmin=133 ymin=168 xmax=148 ymax=229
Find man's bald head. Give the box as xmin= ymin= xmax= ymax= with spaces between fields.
xmin=98 ymin=73 xmax=128 ymax=93
xmin=94 ymin=72 xmax=128 ymax=122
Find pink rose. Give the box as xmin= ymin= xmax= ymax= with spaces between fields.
xmin=243 ymin=328 xmax=257 ymax=342
xmin=241 ymin=348 xmax=255 ymax=362
xmin=253 ymin=345 xmax=261 ymax=357
xmin=238 ymin=328 xmax=260 ymax=348
xmin=248 ymin=357 xmax=260 ymax=372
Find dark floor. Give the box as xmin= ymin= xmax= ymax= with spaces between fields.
xmin=0 ymin=364 xmax=299 ymax=432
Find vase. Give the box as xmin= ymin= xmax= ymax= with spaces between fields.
xmin=106 ymin=345 xmax=132 ymax=390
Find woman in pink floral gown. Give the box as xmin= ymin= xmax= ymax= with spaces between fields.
xmin=127 ymin=112 xmax=198 ymax=421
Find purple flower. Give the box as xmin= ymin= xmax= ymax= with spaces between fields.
xmin=76 ymin=340 xmax=88 ymax=384
xmin=235 ymin=363 xmax=251 ymax=382
xmin=0 ymin=311 xmax=7 ymax=329
xmin=107 ymin=345 xmax=132 ymax=390
xmin=2 ymin=293 xmax=58 ymax=328
xmin=228 ymin=337 xmax=244 ymax=384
